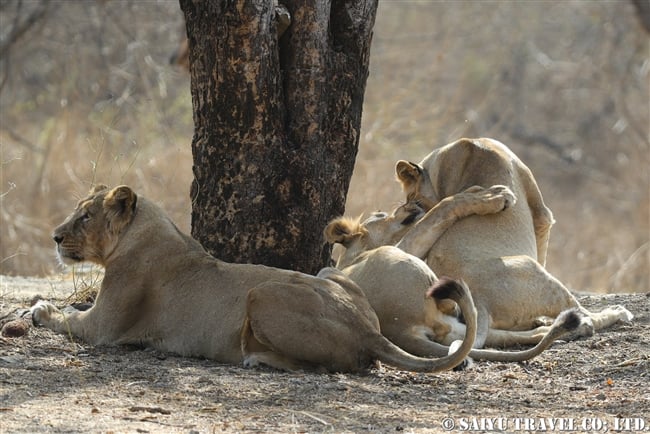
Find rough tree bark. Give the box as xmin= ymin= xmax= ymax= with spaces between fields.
xmin=631 ymin=0 xmax=650 ymax=33
xmin=179 ymin=0 xmax=378 ymax=274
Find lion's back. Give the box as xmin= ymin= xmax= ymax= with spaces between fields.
xmin=421 ymin=138 xmax=539 ymax=266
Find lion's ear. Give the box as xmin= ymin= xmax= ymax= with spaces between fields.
xmin=395 ymin=160 xmax=423 ymax=192
xmin=103 ymin=185 xmax=137 ymax=233
xmin=324 ymin=217 xmax=364 ymax=247
xmin=90 ymin=184 xmax=109 ymax=194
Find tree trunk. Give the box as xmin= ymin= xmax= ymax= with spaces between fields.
xmin=631 ymin=0 xmax=650 ymax=33
xmin=179 ymin=0 xmax=378 ymax=274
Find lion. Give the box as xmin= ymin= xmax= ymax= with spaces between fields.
xmin=31 ymin=184 xmax=478 ymax=373
xmin=389 ymin=137 xmax=632 ymax=347
xmin=326 ymin=185 xmax=585 ymax=363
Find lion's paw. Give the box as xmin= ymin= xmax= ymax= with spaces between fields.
xmin=242 ymin=354 xmax=262 ymax=369
xmin=533 ymin=315 xmax=554 ymax=327
xmin=462 ymin=185 xmax=516 ymax=216
xmin=453 ymin=357 xmax=474 ymax=371
xmin=609 ymin=305 xmax=634 ymax=323
xmin=62 ymin=305 xmax=81 ymax=315
xmin=448 ymin=339 xmax=474 ymax=371
xmin=485 ymin=185 xmax=517 ymax=211
xmin=30 ymin=300 xmax=59 ymax=326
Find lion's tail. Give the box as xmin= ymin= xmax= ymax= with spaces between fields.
xmin=371 ymin=278 xmax=477 ymax=372
xmin=467 ymin=308 xmax=584 ymax=362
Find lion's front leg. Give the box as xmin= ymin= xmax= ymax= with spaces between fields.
xmin=453 ymin=185 xmax=517 ymax=217
xmin=397 ymin=185 xmax=516 ymax=259
xmin=31 ymin=300 xmax=89 ymax=340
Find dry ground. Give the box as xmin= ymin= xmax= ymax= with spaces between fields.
xmin=0 ymin=275 xmax=648 ymax=433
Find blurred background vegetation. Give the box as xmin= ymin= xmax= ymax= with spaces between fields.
xmin=1 ymin=1 xmax=648 ymax=293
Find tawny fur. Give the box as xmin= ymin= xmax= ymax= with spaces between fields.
xmin=326 ymin=185 xmax=583 ymax=361
xmin=32 ymin=185 xmax=478 ymax=373
xmin=387 ymin=138 xmax=632 ymax=347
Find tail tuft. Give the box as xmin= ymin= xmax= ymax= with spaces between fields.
xmin=555 ymin=308 xmax=582 ymax=331
xmin=427 ymin=277 xmax=465 ymax=300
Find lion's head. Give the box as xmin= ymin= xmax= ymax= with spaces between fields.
xmin=395 ymin=160 xmax=439 ymax=211
xmin=325 ymin=201 xmax=425 ymax=268
xmin=52 ymin=185 xmax=137 ymax=266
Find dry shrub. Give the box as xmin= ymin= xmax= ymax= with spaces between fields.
xmin=1 ymin=1 xmax=193 ymax=276
xmin=1 ymin=2 xmax=648 ymax=293
xmin=347 ymin=2 xmax=649 ymax=293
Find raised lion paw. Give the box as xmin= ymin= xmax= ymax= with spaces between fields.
xmin=30 ymin=300 xmax=59 ymax=326
xmin=460 ymin=185 xmax=517 ymax=216
xmin=484 ymin=185 xmax=517 ymax=211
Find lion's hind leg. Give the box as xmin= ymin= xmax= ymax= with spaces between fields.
xmin=483 ymin=311 xmax=592 ymax=347
xmin=241 ymin=284 xmax=318 ymax=372
xmin=483 ymin=326 xmax=550 ymax=347
xmin=393 ymin=325 xmax=453 ymax=358
xmin=242 ymin=279 xmax=378 ymax=373
xmin=525 ymin=305 xmax=632 ymax=344
xmin=582 ymin=305 xmax=633 ymax=332
xmin=240 ymin=316 xmax=303 ymax=372
xmin=242 ymin=351 xmax=303 ymax=372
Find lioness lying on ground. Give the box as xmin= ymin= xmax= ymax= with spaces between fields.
xmin=326 ymin=185 xmax=584 ymax=362
xmin=31 ymin=184 xmax=478 ymax=373
xmin=391 ymin=138 xmax=632 ymax=347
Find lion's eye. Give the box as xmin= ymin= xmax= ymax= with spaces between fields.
xmin=80 ymin=213 xmax=91 ymax=223
xmin=401 ymin=212 xmax=417 ymax=226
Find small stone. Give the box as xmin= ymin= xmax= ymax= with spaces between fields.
xmin=1 ymin=319 xmax=30 ymax=338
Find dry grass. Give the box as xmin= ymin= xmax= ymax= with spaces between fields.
xmin=1 ymin=1 xmax=648 ymax=293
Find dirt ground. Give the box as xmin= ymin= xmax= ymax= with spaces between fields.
xmin=0 ymin=275 xmax=648 ymax=434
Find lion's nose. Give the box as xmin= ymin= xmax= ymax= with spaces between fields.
xmin=53 ymin=234 xmax=64 ymax=245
